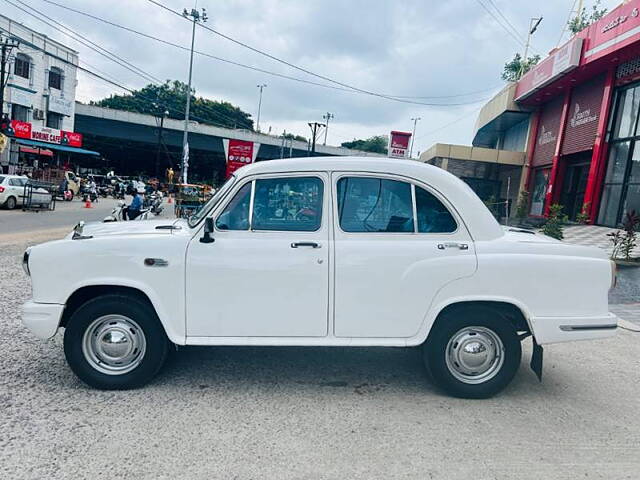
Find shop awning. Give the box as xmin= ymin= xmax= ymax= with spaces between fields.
xmin=19 ymin=145 xmax=53 ymax=157
xmin=15 ymin=138 xmax=101 ymax=156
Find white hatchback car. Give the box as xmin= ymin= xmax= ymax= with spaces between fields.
xmin=21 ymin=157 xmax=618 ymax=398
xmin=0 ymin=174 xmax=52 ymax=209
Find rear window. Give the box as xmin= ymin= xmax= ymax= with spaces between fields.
xmin=0 ymin=176 xmax=5 ymax=184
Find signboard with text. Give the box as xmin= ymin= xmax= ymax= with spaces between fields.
xmin=223 ymin=139 xmax=260 ymax=178
xmin=515 ymin=37 xmax=583 ymax=101
xmin=388 ymin=131 xmax=412 ymax=158
xmin=10 ymin=120 xmax=83 ymax=148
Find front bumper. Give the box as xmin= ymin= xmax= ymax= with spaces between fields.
xmin=531 ymin=312 xmax=618 ymax=345
xmin=22 ymin=301 xmax=64 ymax=340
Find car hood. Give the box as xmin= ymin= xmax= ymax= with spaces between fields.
xmin=73 ymin=218 xmax=188 ymax=238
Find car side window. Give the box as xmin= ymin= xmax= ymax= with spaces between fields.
xmin=216 ymin=182 xmax=252 ymax=231
xmin=252 ymin=177 xmax=323 ymax=231
xmin=415 ymin=186 xmax=457 ymax=233
xmin=337 ymin=177 xmax=414 ymax=233
xmin=9 ymin=178 xmax=26 ymax=187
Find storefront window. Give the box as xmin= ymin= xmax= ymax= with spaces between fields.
xmin=529 ymin=169 xmax=549 ymax=216
xmin=598 ymin=82 xmax=640 ymax=226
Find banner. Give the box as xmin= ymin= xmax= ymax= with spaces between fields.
xmin=223 ymin=139 xmax=260 ymax=178
xmin=388 ymin=131 xmax=412 ymax=158
xmin=10 ymin=120 xmax=83 ymax=147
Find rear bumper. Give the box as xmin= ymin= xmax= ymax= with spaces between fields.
xmin=531 ymin=312 xmax=618 ymax=345
xmin=22 ymin=300 xmax=64 ymax=340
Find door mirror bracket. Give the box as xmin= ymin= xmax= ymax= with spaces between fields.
xmin=200 ymin=217 xmax=215 ymax=244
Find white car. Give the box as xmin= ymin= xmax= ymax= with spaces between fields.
xmin=0 ymin=174 xmax=52 ymax=209
xmin=21 ymin=157 xmax=617 ymax=398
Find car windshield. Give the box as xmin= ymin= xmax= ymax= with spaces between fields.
xmin=187 ymin=175 xmax=236 ymax=227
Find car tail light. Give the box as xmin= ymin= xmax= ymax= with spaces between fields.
xmin=0 ymin=186 xmax=4 ymax=193
xmin=610 ymin=260 xmax=617 ymax=289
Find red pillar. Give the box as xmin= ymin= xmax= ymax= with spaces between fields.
xmin=523 ymin=110 xmax=541 ymax=196
xmin=584 ymin=68 xmax=616 ymax=224
xmin=543 ymin=90 xmax=572 ymax=215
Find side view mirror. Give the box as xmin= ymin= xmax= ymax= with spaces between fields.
xmin=200 ymin=217 xmax=215 ymax=244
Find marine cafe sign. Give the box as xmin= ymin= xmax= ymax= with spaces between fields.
xmin=10 ymin=120 xmax=83 ymax=148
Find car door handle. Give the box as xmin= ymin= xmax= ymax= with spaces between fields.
xmin=437 ymin=242 xmax=469 ymax=250
xmin=291 ymin=242 xmax=321 ymax=249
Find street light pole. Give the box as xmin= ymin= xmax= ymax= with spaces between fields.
xmin=181 ymin=6 xmax=207 ymax=184
xmin=410 ymin=117 xmax=421 ymax=158
xmin=322 ymin=112 xmax=334 ymax=145
xmin=256 ymin=84 xmax=267 ymax=132
xmin=521 ymin=16 xmax=543 ymax=79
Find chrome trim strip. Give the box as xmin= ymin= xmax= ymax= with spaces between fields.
xmin=559 ymin=324 xmax=617 ymax=332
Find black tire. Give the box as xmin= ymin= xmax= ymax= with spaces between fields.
xmin=5 ymin=196 xmax=17 ymax=210
xmin=423 ymin=306 xmax=521 ymax=399
xmin=63 ymin=294 xmax=170 ymax=390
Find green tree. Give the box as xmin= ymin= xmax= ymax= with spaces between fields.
xmin=568 ymin=0 xmax=608 ymax=34
xmin=283 ymin=133 xmax=308 ymax=142
xmin=90 ymin=80 xmax=254 ymax=130
xmin=341 ymin=135 xmax=388 ymax=154
xmin=501 ymin=53 xmax=541 ymax=82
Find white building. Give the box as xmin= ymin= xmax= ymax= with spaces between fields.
xmin=0 ymin=13 xmax=89 ymax=173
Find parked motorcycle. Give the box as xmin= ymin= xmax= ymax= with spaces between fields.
xmin=146 ymin=191 xmax=163 ymax=216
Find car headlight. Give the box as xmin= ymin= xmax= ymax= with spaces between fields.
xmin=22 ymin=248 xmax=31 ymax=277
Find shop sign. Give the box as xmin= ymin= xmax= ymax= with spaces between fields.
xmin=388 ymin=131 xmax=412 ymax=158
xmin=515 ymin=38 xmax=583 ymax=101
xmin=583 ymin=1 xmax=640 ymax=63
xmin=9 ymin=87 xmax=34 ymax=108
xmin=538 ymin=126 xmax=557 ymax=146
xmin=223 ymin=138 xmax=260 ymax=178
xmin=569 ymin=103 xmax=597 ymax=128
xmin=48 ymin=95 xmax=73 ymax=116
xmin=10 ymin=120 xmax=83 ymax=148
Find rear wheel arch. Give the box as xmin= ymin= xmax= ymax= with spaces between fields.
xmin=426 ymin=300 xmax=532 ymax=344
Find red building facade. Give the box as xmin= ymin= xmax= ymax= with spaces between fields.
xmin=517 ymin=0 xmax=640 ymax=226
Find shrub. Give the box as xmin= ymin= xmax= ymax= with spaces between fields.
xmin=541 ymin=203 xmax=568 ymax=240
xmin=609 ymin=210 xmax=640 ymax=260
xmin=575 ymin=202 xmax=590 ymax=224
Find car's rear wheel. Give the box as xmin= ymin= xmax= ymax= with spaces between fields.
xmin=64 ymin=294 xmax=169 ymax=389
xmin=5 ymin=196 xmax=17 ymax=210
xmin=423 ymin=306 xmax=521 ymax=399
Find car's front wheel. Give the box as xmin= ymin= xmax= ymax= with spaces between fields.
xmin=423 ymin=306 xmax=522 ymax=399
xmin=64 ymin=294 xmax=170 ymax=389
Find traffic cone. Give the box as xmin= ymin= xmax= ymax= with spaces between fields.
xmin=84 ymin=199 xmax=92 ymax=208
xmin=167 ymin=194 xmax=173 ymax=204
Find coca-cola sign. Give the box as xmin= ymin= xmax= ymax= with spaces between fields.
xmin=10 ymin=120 xmax=83 ymax=148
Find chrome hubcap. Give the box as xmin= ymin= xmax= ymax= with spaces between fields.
xmin=445 ymin=326 xmax=504 ymax=384
xmin=82 ymin=315 xmax=146 ymax=375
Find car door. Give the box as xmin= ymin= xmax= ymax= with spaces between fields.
xmin=333 ymin=173 xmax=477 ymax=338
xmin=186 ymin=172 xmax=330 ymax=338
xmin=8 ymin=177 xmax=26 ymax=205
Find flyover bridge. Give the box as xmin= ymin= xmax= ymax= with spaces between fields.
xmin=74 ymin=103 xmax=381 ymax=183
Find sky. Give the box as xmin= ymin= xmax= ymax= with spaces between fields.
xmin=1 ymin=0 xmax=623 ymax=155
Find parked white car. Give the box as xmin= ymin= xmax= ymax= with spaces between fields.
xmin=21 ymin=157 xmax=618 ymax=397
xmin=0 ymin=174 xmax=52 ymax=209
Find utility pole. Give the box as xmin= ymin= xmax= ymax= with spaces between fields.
xmin=256 ymin=84 xmax=267 ymax=132
xmin=410 ymin=117 xmax=421 ymax=158
xmin=322 ymin=112 xmax=334 ymax=145
xmin=308 ymin=122 xmax=326 ymax=156
xmin=181 ymin=6 xmax=207 ymax=184
xmin=521 ymin=16 xmax=543 ymax=79
xmin=0 ymin=35 xmax=20 ymax=119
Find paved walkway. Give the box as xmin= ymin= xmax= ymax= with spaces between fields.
xmin=562 ymin=224 xmax=640 ymax=257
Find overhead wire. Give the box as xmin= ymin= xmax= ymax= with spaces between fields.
xmin=39 ymin=0 xmax=500 ymax=105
